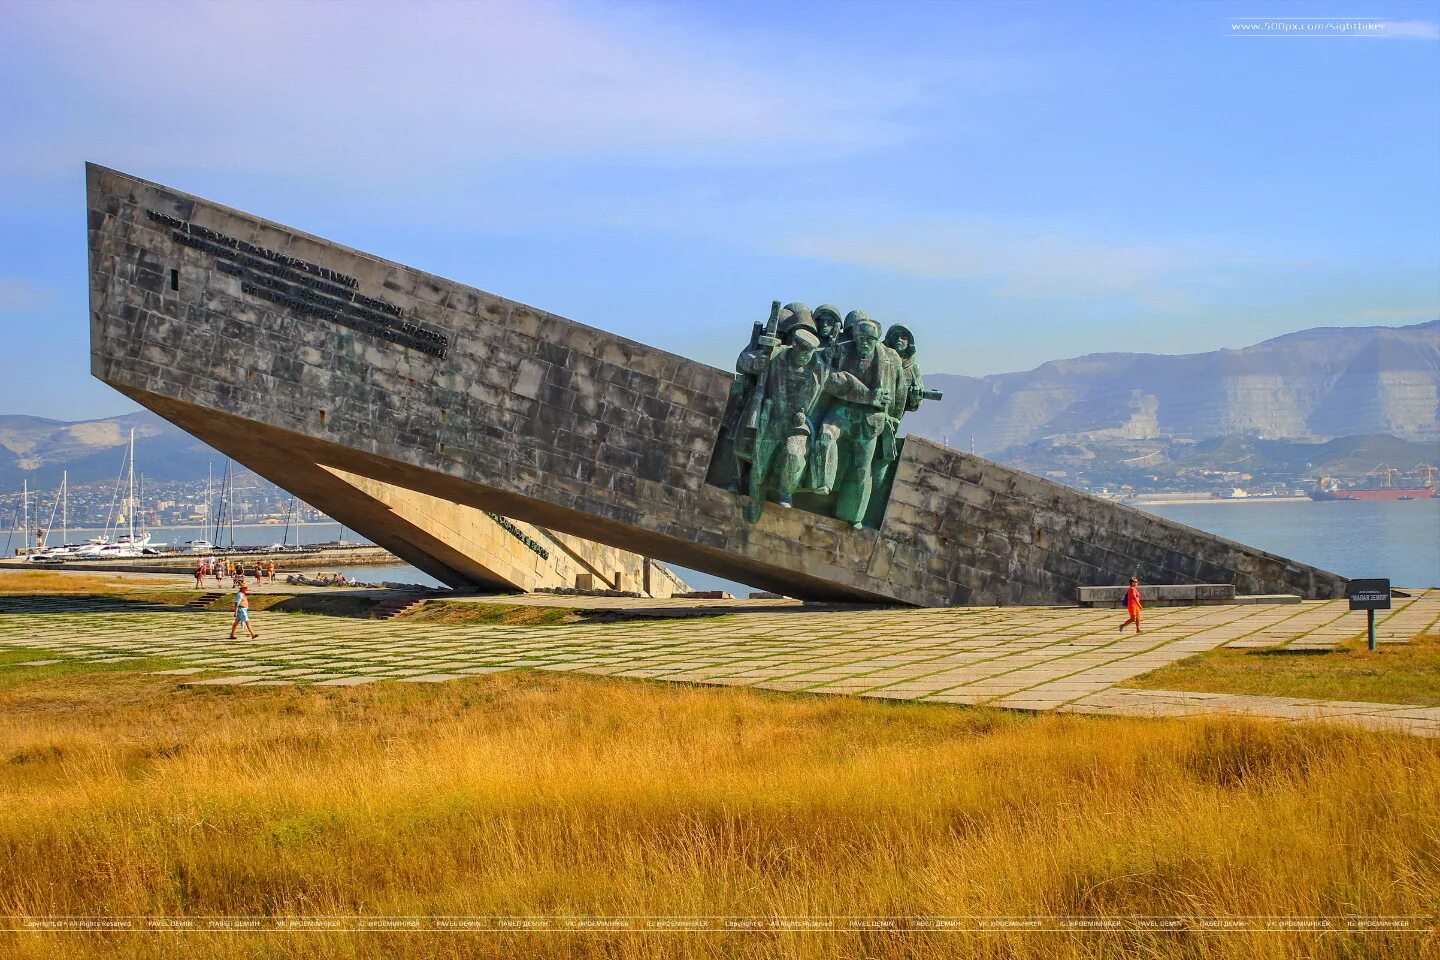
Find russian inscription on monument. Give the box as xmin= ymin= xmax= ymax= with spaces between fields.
xmin=145 ymin=210 xmax=450 ymax=358
xmin=709 ymin=301 xmax=942 ymax=528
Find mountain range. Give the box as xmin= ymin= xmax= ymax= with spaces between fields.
xmin=906 ymin=320 xmax=1439 ymax=454
xmin=2 ymin=320 xmax=1437 ymax=490
xmin=0 ymin=412 xmax=215 ymax=489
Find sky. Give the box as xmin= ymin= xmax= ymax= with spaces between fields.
xmin=1 ymin=0 xmax=1437 ymax=422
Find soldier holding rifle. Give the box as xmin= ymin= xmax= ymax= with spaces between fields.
xmin=728 ymin=300 xmax=944 ymax=528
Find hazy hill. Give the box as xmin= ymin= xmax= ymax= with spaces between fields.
xmin=906 ymin=320 xmax=1440 ymax=454
xmin=0 ymin=411 xmax=214 ymax=489
xmin=997 ymin=433 xmax=1439 ymax=493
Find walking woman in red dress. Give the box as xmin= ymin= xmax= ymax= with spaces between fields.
xmin=1119 ymin=577 xmax=1143 ymax=634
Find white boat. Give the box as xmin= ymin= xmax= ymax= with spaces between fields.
xmin=73 ymin=428 xmax=148 ymax=560
xmin=25 ymin=547 xmax=72 ymax=564
xmin=186 ymin=539 xmax=216 ymax=553
xmin=92 ymin=542 xmax=142 ymax=559
xmin=72 ymin=541 xmax=141 ymax=559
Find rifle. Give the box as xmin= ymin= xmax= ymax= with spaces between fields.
xmin=725 ymin=301 xmax=785 ymax=454
xmin=758 ymin=300 xmax=782 ymax=353
xmin=918 ymin=387 xmax=944 ymax=402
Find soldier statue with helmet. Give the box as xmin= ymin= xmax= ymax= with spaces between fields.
xmin=716 ymin=299 xmax=942 ymax=527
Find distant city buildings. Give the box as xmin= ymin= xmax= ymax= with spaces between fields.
xmin=0 ymin=471 xmax=333 ymax=532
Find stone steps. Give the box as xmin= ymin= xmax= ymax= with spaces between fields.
xmin=370 ymin=596 xmax=425 ymax=620
xmin=185 ymin=592 xmax=225 ymax=610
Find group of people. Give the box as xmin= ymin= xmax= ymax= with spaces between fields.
xmin=727 ymin=301 xmax=938 ymax=527
xmin=193 ymin=556 xmax=278 ymax=590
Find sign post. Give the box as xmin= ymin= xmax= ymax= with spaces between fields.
xmin=1345 ymin=579 xmax=1391 ymax=652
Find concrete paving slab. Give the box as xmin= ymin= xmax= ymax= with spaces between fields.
xmin=3 ymin=592 xmax=1435 ymax=736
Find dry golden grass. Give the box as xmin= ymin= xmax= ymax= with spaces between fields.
xmin=1123 ymin=631 xmax=1440 ymax=706
xmin=0 ymin=668 xmax=1436 ymax=959
xmin=0 ymin=570 xmax=178 ymax=595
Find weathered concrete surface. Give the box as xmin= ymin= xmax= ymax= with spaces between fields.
xmin=327 ymin=467 xmax=685 ymax=596
xmin=1078 ymin=584 xmax=1237 ymax=606
xmin=87 ymin=164 xmax=1349 ymax=605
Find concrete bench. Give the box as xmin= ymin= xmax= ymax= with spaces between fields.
xmin=1077 ymin=583 xmax=1236 ymax=607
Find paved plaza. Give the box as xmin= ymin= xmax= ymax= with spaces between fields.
xmin=1 ymin=590 xmax=1436 ymax=736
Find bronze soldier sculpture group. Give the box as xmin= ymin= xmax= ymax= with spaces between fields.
xmin=726 ymin=301 xmax=941 ymax=527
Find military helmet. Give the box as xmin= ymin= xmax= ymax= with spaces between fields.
xmin=843 ymin=309 xmax=870 ymax=332
xmin=884 ymin=323 xmax=916 ymax=359
xmin=790 ymin=327 xmax=821 ymax=350
xmin=854 ymin=317 xmax=882 ymax=339
xmin=813 ymin=304 xmax=844 ymax=328
xmin=778 ymin=302 xmax=817 ymax=342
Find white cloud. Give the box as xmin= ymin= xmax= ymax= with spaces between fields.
xmin=1 ymin=0 xmax=927 ymax=181
xmin=781 ymin=220 xmax=1198 ymax=299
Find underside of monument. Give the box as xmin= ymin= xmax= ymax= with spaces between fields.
xmin=88 ymin=163 xmax=1350 ymax=606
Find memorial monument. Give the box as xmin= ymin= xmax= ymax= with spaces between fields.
xmin=87 ymin=164 xmax=1348 ymax=605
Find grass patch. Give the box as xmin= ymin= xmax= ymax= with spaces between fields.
xmin=399 ymin=600 xmax=580 ymax=625
xmin=0 ymin=645 xmax=183 ymax=692
xmin=114 ymin=590 xmax=201 ymax=607
xmin=1121 ymin=631 xmax=1440 ymax=706
xmin=181 ymin=592 xmax=379 ymax=617
xmin=265 ymin=594 xmax=379 ymax=617
xmin=394 ymin=600 xmax=732 ymax=627
xmin=0 ymin=569 xmax=180 ymax=594
xmin=0 ymin=670 xmax=1436 ymax=959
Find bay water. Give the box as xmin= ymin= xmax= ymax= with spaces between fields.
xmin=32 ymin=499 xmax=1439 ymax=593
xmin=1141 ymin=498 xmax=1438 ymax=589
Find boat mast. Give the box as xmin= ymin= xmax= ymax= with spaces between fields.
xmin=126 ymin=428 xmax=136 ymax=542
xmin=22 ymin=480 xmax=29 ymax=553
xmin=62 ymin=471 xmax=67 ymax=546
xmin=226 ymin=458 xmax=235 ymax=548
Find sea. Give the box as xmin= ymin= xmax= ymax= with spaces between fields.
xmin=24 ymin=499 xmax=1440 ymax=593
xmin=1140 ymin=498 xmax=1439 ymax=589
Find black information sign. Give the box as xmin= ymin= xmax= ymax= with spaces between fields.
xmin=1346 ymin=578 xmax=1392 ymax=611
xmin=1347 ymin=578 xmax=1391 ymax=652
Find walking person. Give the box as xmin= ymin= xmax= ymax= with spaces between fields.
xmin=194 ymin=559 xmax=205 ymax=589
xmin=229 ymin=584 xmax=258 ymax=640
xmin=1119 ymin=577 xmax=1143 ymax=634
xmin=212 ymin=557 xmax=223 ymax=587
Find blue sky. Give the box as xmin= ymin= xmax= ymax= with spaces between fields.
xmin=2 ymin=0 xmax=1437 ymax=421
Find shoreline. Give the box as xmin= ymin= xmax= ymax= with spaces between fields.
xmin=1129 ymin=496 xmax=1315 ymax=506
xmin=0 ymin=545 xmax=399 ymax=573
xmin=33 ymin=522 xmax=346 ymax=532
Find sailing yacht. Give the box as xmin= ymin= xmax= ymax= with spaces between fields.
xmin=74 ymin=429 xmax=148 ymax=559
xmin=23 ymin=472 xmax=78 ymax=562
